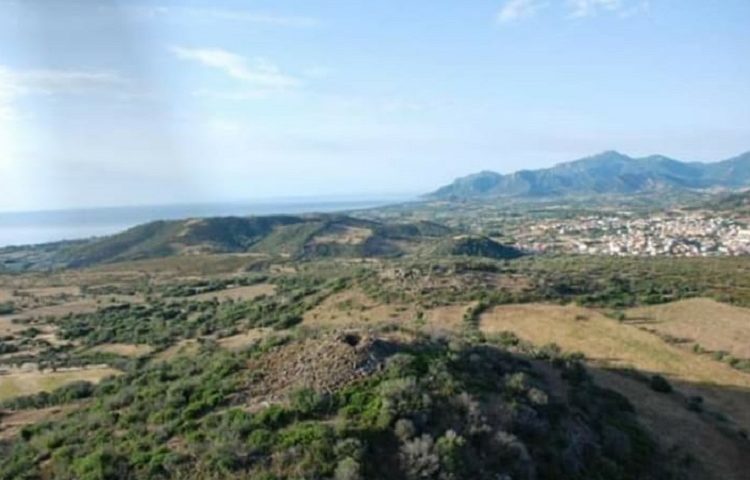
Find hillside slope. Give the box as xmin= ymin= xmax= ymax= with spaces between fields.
xmin=0 ymin=330 xmax=679 ymax=480
xmin=428 ymin=151 xmax=750 ymax=199
xmin=0 ymin=215 xmax=456 ymax=270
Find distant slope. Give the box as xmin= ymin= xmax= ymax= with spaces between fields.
xmin=704 ymin=189 xmax=750 ymax=213
xmin=0 ymin=215 xmax=456 ymax=270
xmin=428 ymin=150 xmax=750 ymax=199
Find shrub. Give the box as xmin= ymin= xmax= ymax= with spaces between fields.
xmin=435 ymin=430 xmax=466 ymax=474
xmin=334 ymin=457 xmax=362 ymax=480
xmin=394 ymin=418 xmax=417 ymax=442
xmin=649 ymin=375 xmax=673 ymax=393
xmin=686 ymin=396 xmax=703 ymax=412
xmin=290 ymin=388 xmax=327 ymax=417
xmin=400 ymin=434 xmax=440 ymax=479
xmin=0 ymin=302 xmax=14 ymax=315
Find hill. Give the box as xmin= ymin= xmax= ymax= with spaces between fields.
xmin=0 ymin=329 xmax=677 ymax=480
xmin=428 ymin=150 xmax=750 ymax=199
xmin=430 ymin=235 xmax=525 ymax=260
xmin=0 ymin=215 xmax=455 ymax=271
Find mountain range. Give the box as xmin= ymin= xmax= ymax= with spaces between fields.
xmin=427 ymin=150 xmax=750 ymax=199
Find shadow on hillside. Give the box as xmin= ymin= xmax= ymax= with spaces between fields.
xmin=560 ymin=361 xmax=750 ymax=480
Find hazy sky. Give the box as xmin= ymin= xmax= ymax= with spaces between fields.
xmin=0 ymin=0 xmax=748 ymax=211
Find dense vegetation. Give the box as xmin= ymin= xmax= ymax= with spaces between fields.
xmin=360 ymin=255 xmax=750 ymax=310
xmin=55 ymin=276 xmax=346 ymax=349
xmin=431 ymin=236 xmax=524 ymax=260
xmin=0 ymin=332 xmax=678 ymax=480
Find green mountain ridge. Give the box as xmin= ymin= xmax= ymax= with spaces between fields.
xmin=0 ymin=214 xmax=467 ymax=271
xmin=428 ymin=150 xmax=750 ymax=199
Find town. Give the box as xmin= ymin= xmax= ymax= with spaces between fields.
xmin=514 ymin=212 xmax=750 ymax=256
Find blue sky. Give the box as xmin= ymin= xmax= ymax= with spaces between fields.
xmin=0 ymin=0 xmax=748 ymax=211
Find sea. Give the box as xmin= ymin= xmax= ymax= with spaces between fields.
xmin=0 ymin=196 xmax=410 ymax=248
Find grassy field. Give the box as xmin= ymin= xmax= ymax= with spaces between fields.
xmin=187 ymin=283 xmax=276 ymax=302
xmin=627 ymin=298 xmax=750 ymax=358
xmin=303 ymin=288 xmax=418 ymax=327
xmin=87 ymin=343 xmax=154 ymax=358
xmin=216 ymin=328 xmax=272 ymax=351
xmin=0 ymin=367 xmax=120 ymax=402
xmin=479 ymin=303 xmax=750 ymax=390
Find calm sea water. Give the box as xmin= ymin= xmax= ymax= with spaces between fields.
xmin=0 ymin=197 xmax=408 ymax=248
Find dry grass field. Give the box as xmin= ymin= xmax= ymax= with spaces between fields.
xmin=87 ymin=343 xmax=154 ymax=358
xmin=479 ymin=302 xmax=750 ymax=480
xmin=152 ymin=339 xmax=201 ymax=362
xmin=311 ymin=226 xmax=372 ymax=245
xmin=479 ymin=303 xmax=750 ymax=390
xmin=627 ymin=298 xmax=750 ymax=358
xmin=0 ymin=289 xmax=15 ymax=303
xmin=303 ymin=289 xmax=419 ymax=327
xmin=422 ymin=303 xmax=474 ymax=333
xmin=303 ymin=288 xmax=475 ymax=332
xmin=0 ymin=405 xmax=77 ymax=441
xmin=4 ymin=299 xmax=101 ymax=322
xmin=0 ymin=366 xmax=120 ymax=401
xmin=188 ymin=283 xmax=277 ymax=302
xmin=0 ymin=317 xmax=26 ymax=336
xmin=217 ymin=328 xmax=272 ymax=351
xmin=590 ymin=369 xmax=749 ymax=480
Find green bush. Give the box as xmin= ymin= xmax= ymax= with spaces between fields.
xmin=0 ymin=302 xmax=14 ymax=315
xmin=649 ymin=374 xmax=673 ymax=393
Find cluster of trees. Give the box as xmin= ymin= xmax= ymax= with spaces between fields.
xmin=362 ymin=255 xmax=750 ymax=312
xmin=54 ymin=275 xmax=346 ymax=349
xmin=158 ymin=275 xmax=268 ymax=298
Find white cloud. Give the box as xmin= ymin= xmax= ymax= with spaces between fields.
xmin=566 ymin=0 xmax=623 ymax=18
xmin=0 ymin=66 xmax=126 ymax=168
xmin=0 ymin=64 xmax=126 ymax=134
xmin=497 ymin=0 xmax=547 ymax=23
xmin=4 ymin=69 xmax=126 ymax=96
xmin=129 ymin=6 xmax=319 ymax=28
xmin=171 ymin=46 xmax=302 ymax=92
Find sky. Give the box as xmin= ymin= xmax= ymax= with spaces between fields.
xmin=0 ymin=0 xmax=748 ymax=212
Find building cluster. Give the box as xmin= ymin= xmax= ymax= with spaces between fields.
xmin=515 ymin=213 xmax=750 ymax=256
